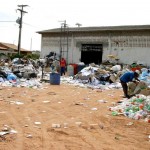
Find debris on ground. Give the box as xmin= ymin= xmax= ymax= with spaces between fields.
xmin=109 ymin=94 xmax=150 ymax=122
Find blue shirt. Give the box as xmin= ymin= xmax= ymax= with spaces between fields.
xmin=120 ymin=71 xmax=135 ymax=83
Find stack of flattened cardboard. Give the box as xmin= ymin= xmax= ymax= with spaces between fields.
xmin=128 ymin=81 xmax=148 ymax=95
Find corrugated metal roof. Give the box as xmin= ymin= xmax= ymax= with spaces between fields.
xmin=37 ymin=25 xmax=150 ymax=34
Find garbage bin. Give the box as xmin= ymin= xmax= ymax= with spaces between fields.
xmin=50 ymin=73 xmax=60 ymax=85
xmin=67 ymin=65 xmax=74 ymax=76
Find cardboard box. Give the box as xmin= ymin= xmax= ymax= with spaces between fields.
xmin=139 ymin=88 xmax=150 ymax=96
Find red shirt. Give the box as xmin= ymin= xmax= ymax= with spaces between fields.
xmin=60 ymin=59 xmax=66 ymax=67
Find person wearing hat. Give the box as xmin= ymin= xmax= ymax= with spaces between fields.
xmin=120 ymin=70 xmax=140 ymax=98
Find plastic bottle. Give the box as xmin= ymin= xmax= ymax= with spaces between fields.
xmin=136 ymin=98 xmax=143 ymax=103
xmin=125 ymin=107 xmax=131 ymax=112
xmin=128 ymin=112 xmax=135 ymax=119
xmin=132 ymin=106 xmax=139 ymax=112
xmin=139 ymin=104 xmax=144 ymax=110
xmin=145 ymin=105 xmax=150 ymax=112
xmin=112 ymin=111 xmax=118 ymax=116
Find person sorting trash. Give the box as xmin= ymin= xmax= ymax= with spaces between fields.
xmin=120 ymin=70 xmax=140 ymax=98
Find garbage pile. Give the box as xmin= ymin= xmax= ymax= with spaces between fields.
xmin=0 ymin=58 xmax=42 ymax=88
xmin=1 ymin=56 xmax=150 ymax=93
xmin=61 ymin=63 xmax=150 ymax=93
xmin=62 ymin=64 xmax=121 ymax=88
xmin=61 ymin=63 xmax=128 ymax=89
xmin=109 ymin=94 xmax=150 ymax=122
xmin=139 ymin=68 xmax=150 ymax=84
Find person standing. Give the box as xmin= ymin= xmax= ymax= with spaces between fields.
xmin=120 ymin=70 xmax=140 ymax=98
xmin=60 ymin=57 xmax=66 ymax=76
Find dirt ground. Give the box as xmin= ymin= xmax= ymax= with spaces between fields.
xmin=0 ymin=82 xmax=150 ymax=150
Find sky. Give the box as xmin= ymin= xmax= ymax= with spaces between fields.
xmin=0 ymin=0 xmax=150 ymax=51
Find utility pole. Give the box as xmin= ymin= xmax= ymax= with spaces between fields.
xmin=59 ymin=20 xmax=66 ymax=60
xmin=59 ymin=20 xmax=69 ymax=63
xmin=30 ymin=38 xmax=32 ymax=51
xmin=16 ymin=5 xmax=28 ymax=56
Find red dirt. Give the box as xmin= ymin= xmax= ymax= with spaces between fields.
xmin=0 ymin=83 xmax=150 ymax=150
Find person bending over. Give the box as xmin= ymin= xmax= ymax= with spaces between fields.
xmin=120 ymin=70 xmax=140 ymax=98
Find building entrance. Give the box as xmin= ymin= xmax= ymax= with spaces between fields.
xmin=81 ymin=44 xmax=103 ymax=65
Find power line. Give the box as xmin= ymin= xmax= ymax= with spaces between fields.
xmin=0 ymin=21 xmax=15 ymax=22
xmin=23 ymin=22 xmax=40 ymax=28
xmin=0 ymin=20 xmax=37 ymax=28
xmin=0 ymin=20 xmax=50 ymax=30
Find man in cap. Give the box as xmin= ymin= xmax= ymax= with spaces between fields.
xmin=120 ymin=70 xmax=140 ymax=98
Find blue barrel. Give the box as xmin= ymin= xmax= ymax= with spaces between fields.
xmin=50 ymin=73 xmax=60 ymax=85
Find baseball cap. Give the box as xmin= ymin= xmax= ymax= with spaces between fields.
xmin=135 ymin=70 xmax=140 ymax=75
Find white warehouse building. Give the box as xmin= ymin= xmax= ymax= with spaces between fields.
xmin=37 ymin=25 xmax=150 ymax=66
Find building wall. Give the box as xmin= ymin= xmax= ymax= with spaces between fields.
xmin=104 ymin=34 xmax=150 ymax=66
xmin=40 ymin=34 xmax=107 ymax=64
xmin=40 ymin=30 xmax=150 ymax=66
xmin=41 ymin=37 xmax=60 ymax=58
xmin=40 ymin=36 xmax=79 ymax=63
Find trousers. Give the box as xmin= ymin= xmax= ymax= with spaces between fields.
xmin=120 ymin=80 xmax=130 ymax=98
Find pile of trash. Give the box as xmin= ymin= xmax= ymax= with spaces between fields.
xmin=61 ymin=63 xmax=124 ymax=89
xmin=0 ymin=58 xmax=42 ymax=88
xmin=1 ymin=56 xmax=150 ymax=93
xmin=139 ymin=68 xmax=150 ymax=83
xmin=109 ymin=94 xmax=150 ymax=122
xmin=61 ymin=63 xmax=150 ymax=94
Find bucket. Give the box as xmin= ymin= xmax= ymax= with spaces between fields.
xmin=50 ymin=73 xmax=60 ymax=85
xmin=67 ymin=65 xmax=74 ymax=76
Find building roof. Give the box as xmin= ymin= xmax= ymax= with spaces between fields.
xmin=37 ymin=24 xmax=150 ymax=34
xmin=0 ymin=42 xmax=30 ymax=52
xmin=0 ymin=46 xmax=7 ymax=50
